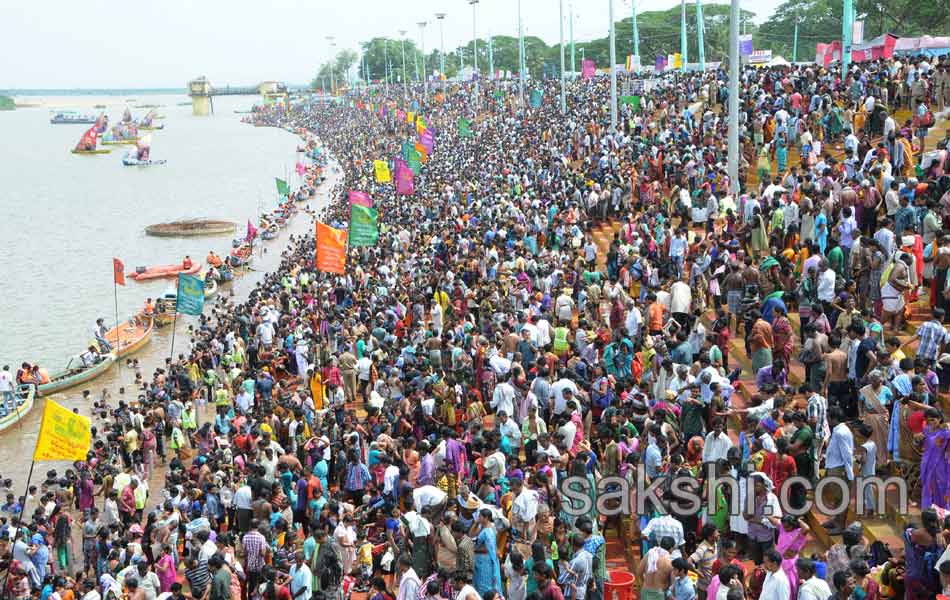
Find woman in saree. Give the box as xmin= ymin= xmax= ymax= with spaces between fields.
xmin=903 ymin=508 xmax=944 ymax=600
xmin=775 ymin=131 xmax=788 ymax=174
xmin=771 ymin=305 xmax=794 ymax=365
xmin=749 ymin=207 xmax=769 ymax=260
xmin=920 ymin=407 xmax=950 ymax=510
xmin=776 ymin=515 xmax=810 ymax=600
xmin=859 ymin=370 xmax=894 ymax=467
xmin=756 ymin=143 xmax=773 ymax=184
xmin=472 ymin=508 xmax=503 ymax=597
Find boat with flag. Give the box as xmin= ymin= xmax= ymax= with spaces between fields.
xmin=122 ymin=134 xmax=165 ymax=166
xmin=101 ymin=122 xmax=139 ymax=145
xmin=71 ymin=125 xmax=111 ymax=155
xmin=37 ymin=351 xmax=116 ymax=396
xmin=0 ymin=385 xmax=36 ymax=433
xmin=127 ymin=260 xmax=202 ymax=281
xmin=138 ymin=109 xmax=165 ymax=131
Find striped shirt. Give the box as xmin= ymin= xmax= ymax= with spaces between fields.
xmin=916 ymin=320 xmax=950 ymax=362
xmin=242 ymin=530 xmax=268 ymax=573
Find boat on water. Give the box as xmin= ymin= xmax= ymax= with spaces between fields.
xmin=0 ymin=385 xmax=36 ymax=432
xmin=37 ymin=352 xmax=116 ymax=396
xmin=101 ymin=138 xmax=139 ymax=145
xmin=139 ymin=125 xmax=164 ymax=131
xmin=50 ymin=111 xmax=97 ymax=124
xmin=103 ymin=316 xmax=154 ymax=358
xmin=71 ymin=148 xmax=112 ymax=155
xmin=127 ymin=262 xmax=202 ymax=281
xmin=122 ymin=155 xmax=166 ymax=166
xmin=204 ymin=278 xmax=218 ymax=298
xmin=146 ymin=219 xmax=236 ymax=237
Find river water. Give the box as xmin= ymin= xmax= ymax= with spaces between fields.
xmin=0 ymin=93 xmax=333 ymax=486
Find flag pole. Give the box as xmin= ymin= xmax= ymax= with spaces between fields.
xmin=113 ymin=263 xmax=121 ymax=369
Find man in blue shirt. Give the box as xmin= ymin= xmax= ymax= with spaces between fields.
xmin=822 ymin=407 xmax=854 ymax=534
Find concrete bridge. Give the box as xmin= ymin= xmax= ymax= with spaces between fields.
xmin=187 ymin=77 xmax=289 ymax=116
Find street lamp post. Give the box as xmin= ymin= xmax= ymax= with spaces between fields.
xmin=398 ymin=29 xmax=408 ymax=99
xmin=559 ymin=0 xmax=566 ymax=113
xmin=608 ymin=0 xmax=617 ymax=130
xmin=727 ymin=0 xmax=739 ymax=194
xmin=680 ymin=0 xmax=687 ymax=71
xmin=417 ymin=21 xmax=428 ymax=95
xmin=383 ymin=40 xmax=390 ymax=88
xmin=488 ymin=32 xmax=494 ymax=79
xmin=631 ymin=0 xmax=640 ymax=66
xmin=470 ymin=0 xmax=480 ymax=110
xmin=517 ymin=0 xmax=525 ymax=106
xmin=435 ymin=13 xmax=447 ymax=91
xmin=570 ymin=3 xmax=576 ymax=76
xmin=696 ymin=0 xmax=705 ymax=71
xmin=326 ymin=36 xmax=336 ymax=94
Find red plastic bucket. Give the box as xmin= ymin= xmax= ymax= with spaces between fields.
xmin=604 ymin=569 xmax=635 ymax=600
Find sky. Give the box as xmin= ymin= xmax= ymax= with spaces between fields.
xmin=2 ymin=0 xmax=783 ymax=89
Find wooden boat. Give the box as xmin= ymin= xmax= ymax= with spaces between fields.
xmin=38 ymin=352 xmax=116 ymax=396
xmin=101 ymin=138 xmax=139 ymax=145
xmin=127 ymin=262 xmax=202 ymax=281
xmin=71 ymin=149 xmax=112 ymax=155
xmin=145 ymin=219 xmax=236 ymax=238
xmin=0 ymin=385 xmax=35 ymax=432
xmin=138 ymin=125 xmax=164 ymax=131
xmin=103 ymin=316 xmax=154 ymax=358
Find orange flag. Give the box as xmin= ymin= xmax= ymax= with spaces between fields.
xmin=414 ymin=143 xmax=428 ymax=163
xmin=315 ymin=222 xmax=347 ymax=274
xmin=113 ymin=258 xmax=125 ymax=286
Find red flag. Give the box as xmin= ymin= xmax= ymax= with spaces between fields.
xmin=113 ymin=258 xmax=125 ymax=286
xmin=246 ymin=220 xmax=258 ymax=242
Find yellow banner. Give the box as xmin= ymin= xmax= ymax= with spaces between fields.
xmin=673 ymin=53 xmax=683 ymax=68
xmin=407 ymin=111 xmax=415 ymax=124
xmin=374 ymin=160 xmax=391 ymax=183
xmin=33 ymin=399 xmax=92 ymax=462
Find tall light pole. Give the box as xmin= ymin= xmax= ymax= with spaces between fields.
xmin=383 ymin=40 xmax=390 ymax=88
xmin=696 ymin=0 xmax=705 ymax=71
xmin=559 ymin=0 xmax=566 ymax=113
xmin=488 ymin=32 xmax=494 ymax=79
xmin=470 ymin=0 xmax=480 ymax=110
xmin=418 ymin=21 xmax=428 ymax=95
xmin=435 ymin=13 xmax=447 ymax=90
xmin=842 ymin=0 xmax=853 ymax=80
xmin=792 ymin=16 xmax=799 ymax=63
xmin=680 ymin=0 xmax=687 ymax=71
xmin=570 ymin=3 xmax=576 ymax=76
xmin=398 ymin=29 xmax=408 ymax=99
xmin=631 ymin=0 xmax=640 ymax=67
xmin=580 ymin=47 xmax=586 ymax=62
xmin=609 ymin=0 xmax=617 ymax=130
xmin=727 ymin=0 xmax=739 ymax=195
xmin=326 ymin=36 xmax=336 ymax=94
xmin=517 ymin=0 xmax=525 ymax=106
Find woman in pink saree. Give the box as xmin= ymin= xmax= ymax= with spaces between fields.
xmin=776 ymin=515 xmax=810 ymax=600
xmin=920 ymin=408 xmax=950 ymax=510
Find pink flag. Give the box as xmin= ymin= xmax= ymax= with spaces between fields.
xmin=581 ymin=59 xmax=596 ymax=80
xmin=295 ymin=162 xmax=306 ymax=176
xmin=396 ymin=109 xmax=406 ymax=122
xmin=396 ymin=164 xmax=414 ymax=195
xmin=246 ymin=220 xmax=258 ymax=242
xmin=349 ymin=190 xmax=373 ymax=207
xmin=419 ymin=130 xmax=434 ymax=154
xmin=394 ymin=157 xmax=408 ymax=178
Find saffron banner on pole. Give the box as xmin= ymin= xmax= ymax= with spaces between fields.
xmin=315 ymin=221 xmax=347 ymax=274
xmin=373 ymin=160 xmax=391 ymax=183
xmin=33 ymin=399 xmax=92 ymax=462
xmin=349 ymin=204 xmax=379 ymax=247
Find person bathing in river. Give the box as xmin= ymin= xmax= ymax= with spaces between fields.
xmin=182 ymin=255 xmax=193 ymax=270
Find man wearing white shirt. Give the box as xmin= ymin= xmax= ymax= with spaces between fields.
xmin=491 ymin=377 xmax=516 ymax=417
xmin=822 ymin=408 xmax=854 ymax=533
xmin=817 ymin=260 xmax=836 ymax=304
xmin=759 ymin=549 xmax=791 ymax=600
xmin=702 ymin=420 xmax=732 ymax=464
xmin=497 ymin=411 xmax=522 ymax=448
xmin=796 ymin=558 xmax=832 ymax=600
xmin=551 ymin=377 xmax=579 ymax=415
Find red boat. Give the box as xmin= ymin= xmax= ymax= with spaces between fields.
xmin=127 ymin=262 xmax=202 ymax=281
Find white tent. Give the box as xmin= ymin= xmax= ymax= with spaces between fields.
xmin=767 ymin=56 xmax=790 ymax=67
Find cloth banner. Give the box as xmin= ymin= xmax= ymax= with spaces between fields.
xmin=414 ymin=142 xmax=428 ymax=163
xmin=349 ymin=190 xmax=373 ymax=208
xmin=276 ymin=178 xmax=290 ymax=196
xmin=113 ymin=258 xmax=125 ymax=286
xmin=315 ymin=221 xmax=347 ymax=274
xmin=530 ymin=89 xmax=543 ymax=108
xmin=396 ymin=164 xmax=414 ymax=195
xmin=416 ymin=116 xmax=427 ymax=135
xmin=419 ymin=130 xmax=434 ymax=154
xmin=349 ymin=204 xmax=379 ymax=247
xmin=655 ymin=55 xmax=667 ymax=71
xmin=458 ymin=118 xmax=474 ymax=138
xmin=673 ymin=53 xmax=683 ymax=68
xmin=621 ymin=95 xmax=641 ymax=111
xmin=408 ymin=150 xmax=422 ymax=174
xmin=33 ymin=399 xmax=92 ymax=462
xmin=396 ymin=109 xmax=406 ymax=122
xmin=402 ymin=140 xmax=414 ymax=160
xmin=394 ymin=157 xmax=409 ymax=178
xmin=739 ymin=34 xmax=753 ymax=56
xmin=407 ymin=111 xmax=415 ymax=124
xmin=295 ymin=162 xmax=306 ymax=176
xmin=177 ymin=274 xmax=205 ymax=316
xmin=246 ymin=220 xmax=258 ymax=242
xmin=581 ymin=59 xmax=596 ymax=80
xmin=374 ymin=160 xmax=391 ymax=183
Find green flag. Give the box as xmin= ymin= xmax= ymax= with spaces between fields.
xmin=275 ymin=178 xmax=290 ymax=196
xmin=176 ymin=274 xmax=205 ymax=316
xmin=493 ymin=90 xmax=504 ymax=99
xmin=408 ymin=149 xmax=422 ymax=175
xmin=349 ymin=204 xmax=379 ymax=247
xmin=530 ymin=89 xmax=542 ymax=109
xmin=402 ymin=141 xmax=413 ymax=161
xmin=458 ymin=118 xmax=474 ymax=138
xmin=620 ymin=95 xmax=641 ymax=111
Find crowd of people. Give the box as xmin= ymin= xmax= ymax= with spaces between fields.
xmin=6 ymin=54 xmax=950 ymax=600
